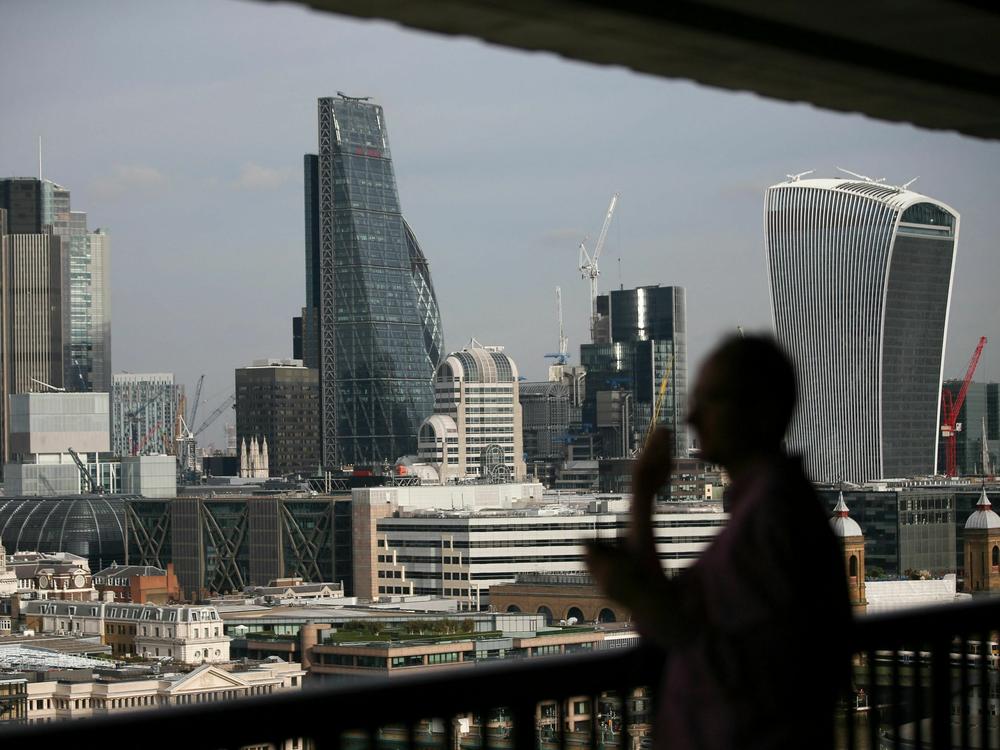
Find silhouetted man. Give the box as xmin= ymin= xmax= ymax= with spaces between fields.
xmin=588 ymin=335 xmax=850 ymax=750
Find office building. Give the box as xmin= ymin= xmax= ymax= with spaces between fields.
xmin=111 ymin=373 xmax=180 ymax=457
xmin=580 ymin=285 xmax=687 ymax=458
xmin=938 ymin=381 xmax=999 ymax=476
xmin=0 ymin=177 xmax=111 ymax=394
xmin=235 ymin=359 xmax=320 ymax=477
xmin=765 ymin=177 xmax=959 ymax=482
xmin=23 ymin=600 xmax=232 ymax=662
xmin=417 ymin=344 xmax=525 ymax=483
xmin=6 ymin=658 xmax=303 ymax=725
xmin=125 ymin=494 xmax=354 ymax=598
xmin=311 ymin=95 xmax=444 ymax=469
xmin=520 ymin=375 xmax=585 ymax=484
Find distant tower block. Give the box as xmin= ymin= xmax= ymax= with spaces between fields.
xmin=963 ymin=487 xmax=1000 ymax=595
xmin=830 ymin=492 xmax=867 ymax=614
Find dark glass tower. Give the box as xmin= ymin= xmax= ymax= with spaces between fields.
xmin=315 ymin=95 xmax=444 ymax=468
xmin=580 ymin=285 xmax=687 ymax=459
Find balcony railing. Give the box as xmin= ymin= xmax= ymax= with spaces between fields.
xmin=1 ymin=597 xmax=997 ymax=750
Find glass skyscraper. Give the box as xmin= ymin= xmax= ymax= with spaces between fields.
xmin=765 ymin=177 xmax=959 ymax=482
xmin=580 ymin=285 xmax=688 ymax=459
xmin=311 ymin=95 xmax=444 ymax=468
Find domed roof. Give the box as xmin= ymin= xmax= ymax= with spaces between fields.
xmin=830 ymin=492 xmax=863 ymax=538
xmin=964 ymin=488 xmax=1000 ymax=530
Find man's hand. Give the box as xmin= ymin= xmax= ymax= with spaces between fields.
xmin=633 ymin=427 xmax=674 ymax=501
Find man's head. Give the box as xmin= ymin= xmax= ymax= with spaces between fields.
xmin=688 ymin=335 xmax=796 ymax=467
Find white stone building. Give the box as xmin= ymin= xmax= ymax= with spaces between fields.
xmin=418 ymin=344 xmax=526 ymax=483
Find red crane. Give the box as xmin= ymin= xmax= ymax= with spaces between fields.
xmin=940 ymin=336 xmax=987 ymax=476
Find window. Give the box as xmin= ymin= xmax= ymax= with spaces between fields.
xmin=427 ymin=652 xmax=459 ymax=665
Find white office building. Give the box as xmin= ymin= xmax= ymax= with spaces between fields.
xmin=418 ymin=344 xmax=525 ymax=483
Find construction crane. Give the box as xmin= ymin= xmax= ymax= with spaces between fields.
xmin=188 ymin=374 xmax=205 ymax=434
xmin=645 ymin=354 xmax=675 ymax=446
xmin=125 ymin=392 xmax=164 ymax=456
xmin=67 ymin=447 xmax=103 ymax=494
xmin=579 ymin=192 xmax=620 ymax=343
xmin=940 ymin=336 xmax=987 ymax=477
xmin=544 ymin=287 xmax=570 ymax=366
xmin=194 ymin=393 xmax=235 ymax=437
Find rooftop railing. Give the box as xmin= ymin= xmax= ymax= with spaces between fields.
xmin=1 ymin=597 xmax=997 ymax=750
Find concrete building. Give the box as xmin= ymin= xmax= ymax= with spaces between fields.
xmin=235 ymin=359 xmax=319 ymax=477
xmin=765 ymin=177 xmax=959 ymax=482
xmin=580 ymin=285 xmax=688 ymax=459
xmin=418 ymin=344 xmax=525 ymax=483
xmin=111 ymin=373 xmax=180 ymax=457
xmin=23 ymin=600 xmax=231 ymax=663
xmin=359 ymin=492 xmax=725 ymax=608
xmin=311 ymin=95 xmax=444 ymax=469
xmin=120 ymin=455 xmax=176 ymax=498
xmin=309 ymin=622 xmax=605 ymax=682
xmin=0 ymin=651 xmax=303 ymax=725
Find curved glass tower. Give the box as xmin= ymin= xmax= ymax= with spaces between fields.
xmin=765 ymin=178 xmax=958 ymax=482
xmin=316 ymin=96 xmax=444 ymax=468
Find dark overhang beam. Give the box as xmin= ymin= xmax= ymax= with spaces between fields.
xmin=264 ymin=0 xmax=1000 ymax=140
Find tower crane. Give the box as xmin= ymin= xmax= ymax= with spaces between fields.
xmin=194 ymin=393 xmax=235 ymax=437
xmin=125 ymin=392 xmax=165 ymax=456
xmin=544 ymin=287 xmax=570 ymax=366
xmin=188 ymin=374 xmax=205 ymax=436
xmin=940 ymin=336 xmax=987 ymax=477
xmin=578 ymin=192 xmax=620 ymax=343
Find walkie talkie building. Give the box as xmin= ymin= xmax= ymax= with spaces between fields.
xmin=314 ymin=96 xmax=444 ymax=469
xmin=765 ymin=178 xmax=959 ymax=482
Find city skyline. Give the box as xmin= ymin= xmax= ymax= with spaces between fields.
xmin=1 ymin=0 xmax=998 ymax=452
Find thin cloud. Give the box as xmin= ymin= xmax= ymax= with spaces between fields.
xmin=89 ymin=164 xmax=167 ymax=200
xmin=232 ymin=162 xmax=293 ymax=190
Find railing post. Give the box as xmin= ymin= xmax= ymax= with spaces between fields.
xmin=929 ymin=636 xmax=950 ymax=750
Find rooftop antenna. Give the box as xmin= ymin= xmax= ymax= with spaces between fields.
xmin=786 ymin=170 xmax=813 ymax=182
xmin=618 ymin=257 xmax=623 ymax=290
xmin=38 ymin=136 xmax=42 ymax=181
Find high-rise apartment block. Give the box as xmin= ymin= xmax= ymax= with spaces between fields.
xmin=111 ymin=373 xmax=180 ymax=457
xmin=235 ymin=358 xmax=320 ymax=477
xmin=417 ymin=344 xmax=525 ymax=483
xmin=580 ymin=285 xmax=688 ymax=459
xmin=765 ymin=177 xmax=959 ymax=482
xmin=307 ymin=95 xmax=444 ymax=469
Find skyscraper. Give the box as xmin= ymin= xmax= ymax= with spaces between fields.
xmin=0 ymin=176 xmax=111 ymax=393
xmin=311 ymin=95 xmax=444 ymax=468
xmin=765 ymin=177 xmax=959 ymax=482
xmin=580 ymin=285 xmax=688 ymax=459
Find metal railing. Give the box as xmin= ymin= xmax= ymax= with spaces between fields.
xmin=1 ymin=597 xmax=997 ymax=750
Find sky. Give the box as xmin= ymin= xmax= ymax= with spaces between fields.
xmin=2 ymin=0 xmax=999 ymax=450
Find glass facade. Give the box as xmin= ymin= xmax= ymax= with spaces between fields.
xmin=127 ymin=496 xmax=354 ymax=597
xmin=766 ymin=180 xmax=958 ymax=482
xmin=316 ymin=96 xmax=444 ymax=468
xmin=580 ymin=286 xmax=687 ymax=458
xmin=0 ymin=496 xmax=128 ymax=572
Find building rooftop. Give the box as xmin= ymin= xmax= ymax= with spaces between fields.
xmin=964 ymin=488 xmax=1000 ymax=530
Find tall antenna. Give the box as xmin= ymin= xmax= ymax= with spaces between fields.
xmin=38 ymin=136 xmax=42 ymax=181
xmin=618 ymin=257 xmax=623 ymax=290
